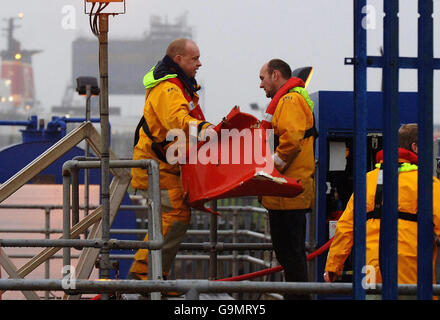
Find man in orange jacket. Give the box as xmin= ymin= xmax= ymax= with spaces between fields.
xmin=259 ymin=59 xmax=316 ymax=300
xmin=128 ymin=38 xmax=213 ymax=283
xmin=324 ymin=124 xmax=440 ymax=297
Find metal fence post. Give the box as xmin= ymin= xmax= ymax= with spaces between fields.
xmin=352 ymin=0 xmax=367 ymax=300
xmin=147 ymin=160 xmax=163 ymax=300
xmin=381 ymin=0 xmax=400 ymax=300
xmin=209 ymin=200 xmax=218 ymax=280
xmin=44 ymin=207 xmax=51 ymax=300
xmin=84 ymin=85 xmax=92 ymax=225
xmin=232 ymin=209 xmax=239 ymax=300
xmin=71 ymin=167 xmax=80 ymax=230
xmin=62 ymin=168 xmax=71 ymax=279
xmin=417 ymin=0 xmax=434 ymax=300
xmin=98 ymin=13 xmax=111 ymax=301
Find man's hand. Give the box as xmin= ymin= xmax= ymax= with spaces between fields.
xmin=272 ymin=152 xmax=288 ymax=173
xmin=198 ymin=124 xmax=216 ymax=141
xmin=323 ymin=271 xmax=338 ymax=283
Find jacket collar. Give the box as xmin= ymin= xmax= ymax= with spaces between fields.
xmin=153 ymin=55 xmax=200 ymax=95
xmin=375 ymin=148 xmax=418 ymax=164
xmin=265 ymin=77 xmax=305 ymax=115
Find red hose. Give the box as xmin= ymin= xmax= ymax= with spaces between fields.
xmin=214 ymin=237 xmax=334 ymax=282
xmin=90 ymin=237 xmax=334 ymax=299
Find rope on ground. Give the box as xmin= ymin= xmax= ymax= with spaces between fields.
xmin=214 ymin=237 xmax=334 ymax=282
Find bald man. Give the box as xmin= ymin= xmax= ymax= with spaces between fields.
xmin=129 ymin=39 xmax=213 ymax=288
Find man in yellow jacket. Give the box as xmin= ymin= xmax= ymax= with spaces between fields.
xmin=324 ymin=124 xmax=440 ymax=296
xmin=128 ymin=38 xmax=213 ymax=282
xmin=259 ymin=59 xmax=316 ymax=300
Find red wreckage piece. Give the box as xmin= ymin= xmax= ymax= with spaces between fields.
xmin=180 ymin=106 xmax=304 ymax=214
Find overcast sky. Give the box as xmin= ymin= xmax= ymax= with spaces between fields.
xmin=2 ymin=0 xmax=440 ymax=125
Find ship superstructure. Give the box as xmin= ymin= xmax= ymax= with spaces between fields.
xmin=0 ymin=15 xmax=41 ymax=115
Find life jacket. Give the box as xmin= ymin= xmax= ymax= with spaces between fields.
xmin=133 ymin=77 xmax=208 ymax=163
xmin=369 ymin=148 xmax=419 ymax=222
xmin=368 ymin=148 xmax=419 ymax=276
xmin=168 ymin=78 xmax=206 ymax=121
xmin=260 ymin=77 xmax=318 ymax=147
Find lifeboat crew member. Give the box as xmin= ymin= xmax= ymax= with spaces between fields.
xmin=128 ymin=38 xmax=213 ymax=285
xmin=258 ymin=58 xmax=316 ymax=300
xmin=324 ymin=123 xmax=440 ymax=299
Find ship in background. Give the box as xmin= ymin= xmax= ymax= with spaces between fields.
xmin=0 ymin=13 xmax=197 ymax=157
xmin=0 ymin=14 xmax=41 ymax=120
xmin=53 ymin=13 xmax=194 ymax=116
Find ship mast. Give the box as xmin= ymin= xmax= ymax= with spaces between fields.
xmin=1 ymin=16 xmax=41 ymax=63
xmin=0 ymin=15 xmax=41 ymax=110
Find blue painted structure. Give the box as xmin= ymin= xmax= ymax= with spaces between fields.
xmin=347 ymin=0 xmax=437 ymax=299
xmin=311 ymin=90 xmax=419 ymax=299
xmin=0 ymin=116 xmax=137 ymax=279
xmin=0 ymin=116 xmax=101 ymax=184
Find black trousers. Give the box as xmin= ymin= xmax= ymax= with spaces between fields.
xmin=268 ymin=209 xmax=310 ymax=300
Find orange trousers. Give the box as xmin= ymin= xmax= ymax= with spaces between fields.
xmin=129 ymin=187 xmax=191 ymax=279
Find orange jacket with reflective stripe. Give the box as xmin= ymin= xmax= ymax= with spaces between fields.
xmin=131 ymin=80 xmax=211 ymax=190
xmin=261 ymin=91 xmax=315 ymax=211
xmin=325 ymin=158 xmax=440 ymax=284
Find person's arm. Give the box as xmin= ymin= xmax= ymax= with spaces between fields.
xmin=433 ymin=177 xmax=440 ymax=240
xmin=324 ymin=194 xmax=355 ymax=282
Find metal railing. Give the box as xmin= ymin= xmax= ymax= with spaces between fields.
xmin=1 ymin=279 xmax=439 ymax=300
xmin=1 ymin=118 xmax=438 ymax=301
xmin=0 ymin=156 xmax=165 ymax=300
xmin=0 ymin=202 xmax=278 ymax=299
xmin=2 ymin=179 xmax=438 ymax=300
xmin=1 ymin=195 xmax=323 ymax=300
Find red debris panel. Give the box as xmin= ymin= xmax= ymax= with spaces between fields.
xmin=181 ymin=106 xmax=304 ymax=214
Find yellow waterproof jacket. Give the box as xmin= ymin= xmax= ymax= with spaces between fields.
xmin=325 ymin=164 xmax=440 ymax=284
xmin=131 ymin=79 xmax=211 ymax=190
xmin=262 ymin=91 xmax=316 ymax=211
